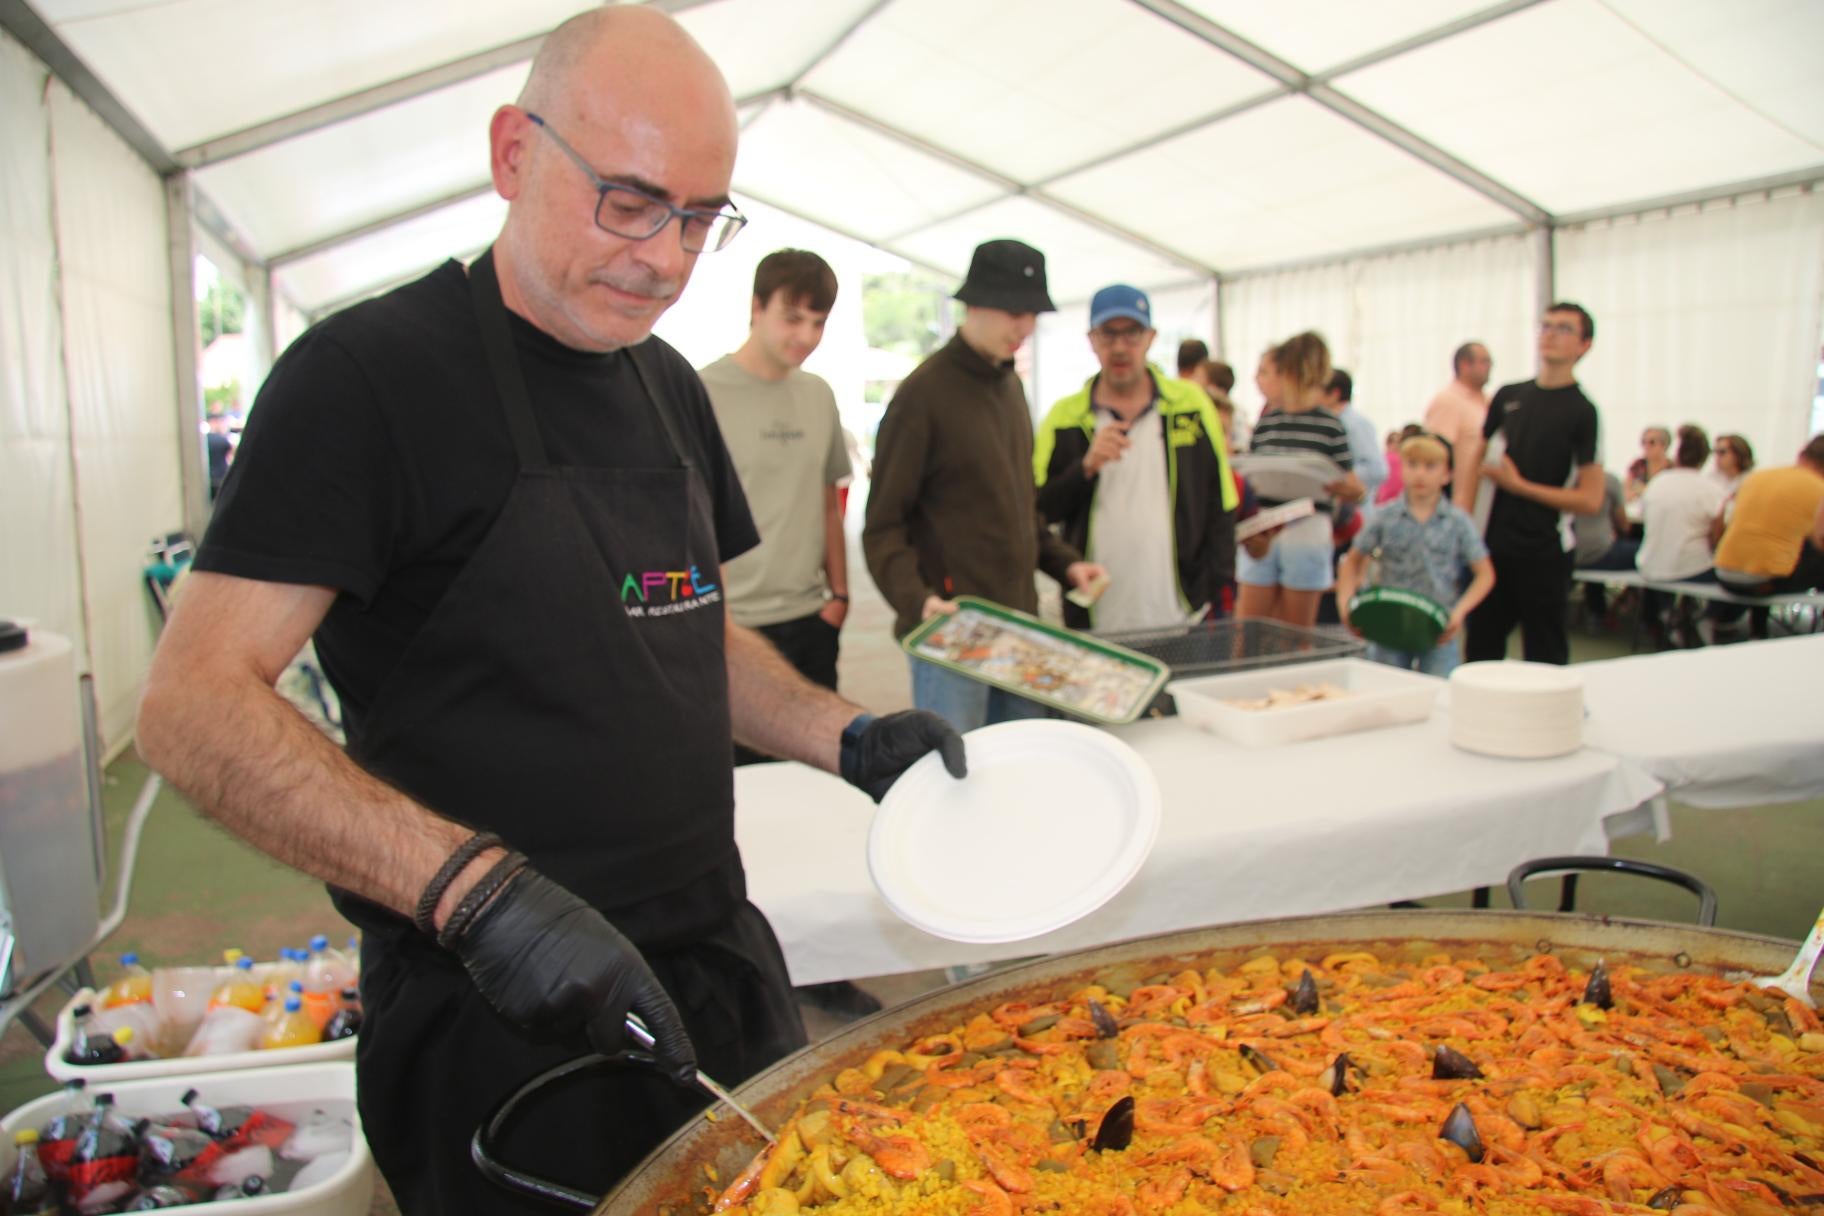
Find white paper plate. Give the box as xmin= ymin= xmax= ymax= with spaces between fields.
xmin=1232 ymin=452 xmax=1345 ymax=503
xmin=867 ymin=721 xmax=1161 ymax=944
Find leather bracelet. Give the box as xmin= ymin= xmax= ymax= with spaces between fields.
xmin=413 ymin=831 xmax=502 ymax=937
xmin=436 ymin=851 xmax=530 ymax=950
xmin=839 ymin=713 xmax=876 ymax=788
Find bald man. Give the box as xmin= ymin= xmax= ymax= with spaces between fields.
xmin=137 ymin=10 xmax=963 ymax=1210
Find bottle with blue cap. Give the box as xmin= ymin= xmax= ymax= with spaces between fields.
xmin=261 ymin=994 xmax=320 ymax=1050
xmin=101 ymin=952 xmax=152 ymax=1009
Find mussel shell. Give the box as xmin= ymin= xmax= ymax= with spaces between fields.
xmin=1439 ymin=1102 xmax=1485 ymax=1164
xmin=1289 ymin=970 xmax=1320 ymax=1015
xmin=1088 ymin=999 xmax=1120 ymax=1039
xmin=1320 ymin=1052 xmax=1353 ymax=1097
xmin=1583 ymin=959 xmax=1614 ymax=1010
xmin=1091 ymin=1095 xmax=1135 ymax=1153
xmin=1432 ymin=1045 xmax=1484 ymax=1080
xmin=1240 ymin=1044 xmax=1279 ymax=1074
xmin=1645 ymin=1187 xmax=1681 ymax=1210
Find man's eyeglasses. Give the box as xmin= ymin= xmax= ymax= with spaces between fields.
xmin=1091 ymin=325 xmax=1151 ymax=346
xmin=526 ymin=112 xmax=747 ymax=253
xmin=1538 ymin=320 xmax=1582 ymax=337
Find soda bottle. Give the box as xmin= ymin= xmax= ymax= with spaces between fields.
xmin=38 ymin=1079 xmax=90 ymax=1184
xmin=211 ymin=1173 xmax=267 ymax=1201
xmin=323 ymin=987 xmax=363 ymax=1041
xmin=4 ymin=1129 xmax=56 ymax=1215
xmin=101 ymin=953 xmax=154 ymax=1009
xmin=124 ymin=1186 xmax=194 ymax=1209
xmin=88 ymin=1001 xmax=165 ymax=1059
xmin=180 ymin=1090 xmax=293 ymax=1151
xmin=136 ymin=1116 xmax=222 ymax=1196
xmin=64 ymin=1004 xmax=125 ymax=1066
xmin=304 ymin=935 xmax=356 ymax=994
xmin=263 ymin=949 xmax=304 ymax=1003
xmin=262 ymin=996 xmax=320 ymax=1050
xmin=64 ymin=1093 xmax=141 ymax=1211
xmin=206 ymin=956 xmax=263 ymax=1014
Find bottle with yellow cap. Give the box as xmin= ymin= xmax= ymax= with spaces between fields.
xmin=4 ymin=1128 xmax=56 ymax=1214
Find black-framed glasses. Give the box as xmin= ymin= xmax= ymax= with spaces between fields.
xmin=526 ymin=112 xmax=747 ymax=253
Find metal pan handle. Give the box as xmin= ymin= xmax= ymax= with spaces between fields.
xmin=1506 ymin=856 xmax=1718 ymax=927
xmin=471 ymin=1050 xmax=653 ymax=1210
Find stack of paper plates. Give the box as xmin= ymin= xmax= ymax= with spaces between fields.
xmin=867 ymin=721 xmax=1160 ymax=943
xmin=1448 ymin=661 xmax=1583 ymax=759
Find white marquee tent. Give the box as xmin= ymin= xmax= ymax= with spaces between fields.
xmin=3 ymin=0 xmax=1823 ymax=750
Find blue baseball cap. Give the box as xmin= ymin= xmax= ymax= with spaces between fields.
xmin=1089 ymin=284 xmax=1152 ymax=330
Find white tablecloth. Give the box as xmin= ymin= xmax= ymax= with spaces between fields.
xmin=734 ymin=713 xmax=1663 ymax=985
xmin=1578 ymin=633 xmax=1824 ymax=809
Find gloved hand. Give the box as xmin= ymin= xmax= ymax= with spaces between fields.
xmin=447 ymin=866 xmax=697 ymax=1084
xmin=839 ymin=710 xmax=967 ymax=802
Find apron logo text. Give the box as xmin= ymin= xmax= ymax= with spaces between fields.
xmin=620 ymin=565 xmax=721 ymax=618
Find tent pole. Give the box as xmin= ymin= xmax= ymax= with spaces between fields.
xmin=1211 ymin=274 xmax=1223 ymax=361
xmin=1534 ymin=225 xmax=1555 ymax=315
xmin=166 ymin=174 xmax=208 ymax=540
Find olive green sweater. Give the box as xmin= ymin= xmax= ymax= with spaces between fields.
xmin=863 ymin=334 xmax=1081 ymax=638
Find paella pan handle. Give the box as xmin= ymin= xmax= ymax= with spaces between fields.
xmin=471 ymin=1051 xmax=646 ymax=1210
xmin=1506 ymin=856 xmax=1718 ymax=927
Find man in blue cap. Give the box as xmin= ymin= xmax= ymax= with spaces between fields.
xmin=1034 ymin=284 xmax=1239 ymax=632
xmin=864 ymin=239 xmax=1105 ymax=730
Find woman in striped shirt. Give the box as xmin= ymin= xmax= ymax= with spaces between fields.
xmin=1237 ymin=331 xmax=1365 ymax=626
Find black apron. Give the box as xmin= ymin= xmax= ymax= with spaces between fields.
xmin=343 ymin=251 xmax=805 ymax=1215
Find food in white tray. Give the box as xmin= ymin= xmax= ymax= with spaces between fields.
xmin=1221 ymin=681 xmax=1351 ymax=711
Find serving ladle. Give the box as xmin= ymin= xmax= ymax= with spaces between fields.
xmin=1754 ymin=905 xmax=1824 ymax=1009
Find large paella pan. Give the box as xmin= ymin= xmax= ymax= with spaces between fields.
xmin=518 ymin=910 xmax=1824 ymax=1215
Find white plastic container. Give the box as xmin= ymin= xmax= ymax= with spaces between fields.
xmin=1169 ymin=658 xmax=1442 ymax=746
xmin=46 ymin=985 xmax=355 ymax=1083
xmin=1448 ymin=661 xmax=1584 ymax=759
xmin=0 ymin=1061 xmax=373 ymax=1215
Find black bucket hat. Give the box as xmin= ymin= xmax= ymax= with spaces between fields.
xmin=952 ymin=239 xmax=1056 ymax=314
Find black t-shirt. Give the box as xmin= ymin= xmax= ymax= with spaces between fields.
xmin=1481 ymin=378 xmax=1600 ymax=556
xmin=197 ymin=259 xmax=757 ymax=731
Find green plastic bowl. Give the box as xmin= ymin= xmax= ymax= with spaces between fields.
xmin=1348 ymin=586 xmax=1451 ymax=654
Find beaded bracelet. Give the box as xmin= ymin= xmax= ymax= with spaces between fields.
xmin=412 ymin=831 xmax=503 ymax=936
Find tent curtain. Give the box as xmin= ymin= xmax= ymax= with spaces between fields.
xmin=50 ymin=80 xmax=186 ymax=749
xmin=1556 ymin=189 xmax=1824 ymax=468
xmin=1220 ymin=233 xmax=1540 ymax=443
xmin=1 ymin=31 xmax=86 ymax=666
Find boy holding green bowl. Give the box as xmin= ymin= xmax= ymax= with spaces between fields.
xmin=1338 ymin=432 xmax=1496 ymax=676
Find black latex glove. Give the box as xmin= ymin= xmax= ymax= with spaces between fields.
xmin=839 ymin=710 xmax=967 ymax=802
xmin=448 ymin=866 xmax=697 ymax=1084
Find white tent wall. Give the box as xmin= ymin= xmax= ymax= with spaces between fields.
xmin=1556 ymin=188 xmax=1824 ymax=470
xmin=1220 ymin=232 xmax=1539 ymax=444
xmin=1 ymin=29 xmax=84 ymax=666
xmin=51 ymin=79 xmax=186 ymax=750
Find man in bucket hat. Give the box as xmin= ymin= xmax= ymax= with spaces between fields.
xmin=865 ymin=239 xmax=1106 ymax=731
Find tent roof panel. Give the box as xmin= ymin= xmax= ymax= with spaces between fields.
xmin=1050 ymin=95 xmax=1517 ymax=272
xmin=799 ymin=0 xmax=1272 ymax=185
xmin=42 ymin=0 xmax=586 ymax=150
xmin=1179 ymin=0 xmax=1500 ymax=74
xmin=1337 ymin=0 xmax=1824 ymax=214
xmin=194 ymin=64 xmax=515 ymax=255
xmin=888 ymin=194 xmax=1193 ymax=306
xmin=273 ymin=190 xmax=504 ymax=312
xmin=733 ymin=99 xmax=1005 ymax=243
xmin=674 ymin=0 xmax=885 ymax=98
xmin=1605 ymin=0 xmax=1824 ymax=147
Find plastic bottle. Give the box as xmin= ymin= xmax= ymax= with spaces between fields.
xmin=4 ymin=1129 xmax=56 ymax=1214
xmin=263 ymin=949 xmax=304 ymax=1003
xmin=211 ymin=1173 xmax=268 ymax=1201
xmin=37 ymin=1079 xmax=90 ymax=1183
xmin=182 ymin=999 xmax=265 ymax=1058
xmin=304 ymin=935 xmax=357 ymax=994
xmin=136 ymin=1116 xmax=222 ymax=1195
xmin=180 ymin=1089 xmax=293 ymax=1152
xmin=88 ymin=1002 xmax=164 ymax=1059
xmin=297 ymin=981 xmax=337 ymax=1034
xmin=323 ymin=987 xmax=363 ymax=1041
xmin=124 ymin=1186 xmax=195 ymax=1209
xmin=64 ymin=1004 xmax=126 ymax=1066
xmin=101 ymin=953 xmax=154 ymax=1009
xmin=261 ymin=996 xmax=320 ymax=1050
xmin=206 ymin=956 xmax=263 ymax=1014
xmin=64 ymin=1093 xmax=141 ymax=1211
